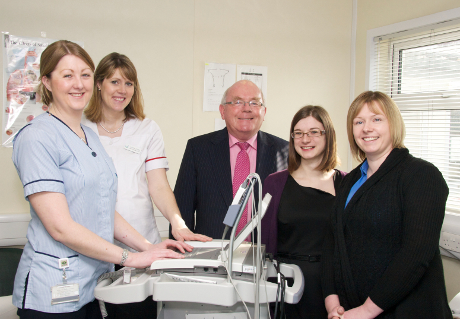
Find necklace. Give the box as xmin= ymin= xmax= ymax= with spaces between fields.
xmin=79 ymin=129 xmax=87 ymax=144
xmin=48 ymin=111 xmax=87 ymax=144
xmin=99 ymin=120 xmax=125 ymax=134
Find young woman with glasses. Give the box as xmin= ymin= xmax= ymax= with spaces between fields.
xmin=261 ymin=105 xmax=345 ymax=318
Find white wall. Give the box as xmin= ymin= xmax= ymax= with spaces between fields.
xmin=1 ymin=0 xmax=197 ymax=215
xmin=0 ymin=0 xmax=353 ymax=216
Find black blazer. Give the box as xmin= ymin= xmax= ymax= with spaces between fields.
xmin=172 ymin=128 xmax=288 ymax=239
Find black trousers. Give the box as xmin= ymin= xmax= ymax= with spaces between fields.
xmin=17 ymin=299 xmax=102 ymax=319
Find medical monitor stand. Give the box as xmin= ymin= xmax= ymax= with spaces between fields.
xmin=227 ymin=178 xmax=253 ymax=278
xmin=227 ymin=176 xmax=263 ymax=318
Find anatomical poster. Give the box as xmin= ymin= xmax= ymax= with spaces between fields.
xmin=2 ymin=33 xmax=56 ymax=147
xmin=203 ymin=62 xmax=236 ymax=112
xmin=2 ymin=34 xmax=57 ymax=147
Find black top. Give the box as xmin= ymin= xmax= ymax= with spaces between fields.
xmin=322 ymin=148 xmax=452 ymax=318
xmin=276 ymin=172 xmax=343 ymax=319
xmin=278 ymin=175 xmax=336 ymax=256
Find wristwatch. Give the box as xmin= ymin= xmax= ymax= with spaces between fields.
xmin=119 ymin=249 xmax=129 ymax=266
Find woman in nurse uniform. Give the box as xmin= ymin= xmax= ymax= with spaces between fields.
xmin=83 ymin=52 xmax=211 ymax=318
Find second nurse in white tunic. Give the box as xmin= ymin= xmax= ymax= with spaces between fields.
xmin=83 ymin=52 xmax=211 ymax=248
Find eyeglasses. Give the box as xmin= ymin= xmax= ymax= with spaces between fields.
xmin=223 ymin=100 xmax=264 ymax=108
xmin=291 ymin=130 xmax=326 ymax=139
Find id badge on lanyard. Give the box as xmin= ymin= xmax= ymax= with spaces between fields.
xmin=51 ymin=258 xmax=80 ymax=305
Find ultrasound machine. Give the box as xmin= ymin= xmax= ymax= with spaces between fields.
xmin=94 ymin=174 xmax=304 ymax=319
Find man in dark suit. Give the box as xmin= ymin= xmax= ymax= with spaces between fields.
xmin=172 ymin=80 xmax=288 ymax=239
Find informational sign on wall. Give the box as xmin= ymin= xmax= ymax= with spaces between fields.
xmin=237 ymin=65 xmax=268 ymax=101
xmin=203 ymin=62 xmax=268 ymax=114
xmin=2 ymin=33 xmax=57 ymax=147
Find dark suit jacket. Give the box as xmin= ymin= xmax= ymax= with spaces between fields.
xmin=172 ymin=128 xmax=289 ymax=239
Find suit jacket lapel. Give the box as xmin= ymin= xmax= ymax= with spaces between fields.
xmin=256 ymin=131 xmax=274 ymax=182
xmin=254 ymin=131 xmax=275 ymax=205
xmin=210 ymin=128 xmax=233 ymax=207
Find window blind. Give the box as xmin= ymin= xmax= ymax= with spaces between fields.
xmin=370 ymin=19 xmax=460 ymax=215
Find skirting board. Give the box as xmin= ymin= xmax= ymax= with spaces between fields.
xmin=0 ymin=210 xmax=170 ymax=247
xmin=0 ymin=214 xmax=30 ymax=247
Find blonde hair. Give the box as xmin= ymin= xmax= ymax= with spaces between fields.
xmin=85 ymin=52 xmax=145 ymax=122
xmin=38 ymin=40 xmax=95 ymax=106
xmin=347 ymin=91 xmax=406 ymax=161
xmin=288 ymin=105 xmax=339 ymax=173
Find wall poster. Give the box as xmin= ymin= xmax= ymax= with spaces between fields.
xmin=2 ymin=34 xmax=56 ymax=147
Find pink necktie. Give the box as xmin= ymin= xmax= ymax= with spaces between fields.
xmin=233 ymin=142 xmax=250 ymax=235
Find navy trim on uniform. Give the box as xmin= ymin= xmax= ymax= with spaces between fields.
xmin=35 ymin=251 xmax=78 ymax=259
xmin=23 ymin=179 xmax=63 ymax=188
xmin=48 ymin=112 xmax=94 ymax=150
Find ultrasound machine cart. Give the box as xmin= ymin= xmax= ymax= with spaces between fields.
xmin=94 ymin=240 xmax=304 ymax=319
xmin=94 ymin=175 xmax=305 ymax=318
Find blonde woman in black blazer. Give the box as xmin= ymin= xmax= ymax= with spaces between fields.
xmin=322 ymin=91 xmax=452 ymax=319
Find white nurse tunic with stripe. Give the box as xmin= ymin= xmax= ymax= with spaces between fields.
xmin=82 ymin=117 xmax=169 ymax=250
xmin=12 ymin=112 xmax=118 ymax=313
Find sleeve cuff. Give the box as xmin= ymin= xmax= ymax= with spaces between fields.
xmin=24 ymin=180 xmax=66 ymax=199
xmin=145 ymin=157 xmax=169 ymax=172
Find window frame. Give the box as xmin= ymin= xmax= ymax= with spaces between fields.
xmin=366 ymin=7 xmax=460 ymax=91
xmin=390 ymin=29 xmax=460 ymax=96
xmin=365 ymin=7 xmax=460 ymax=257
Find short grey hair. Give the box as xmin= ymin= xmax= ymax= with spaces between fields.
xmin=220 ymin=82 xmax=265 ymax=106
